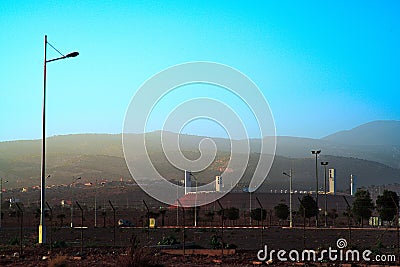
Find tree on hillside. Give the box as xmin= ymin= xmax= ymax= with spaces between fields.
xmin=274 ymin=203 xmax=289 ymax=225
xmin=299 ymin=195 xmax=318 ymax=220
xmin=251 ymin=208 xmax=267 ymax=226
xmin=352 ymin=190 xmax=374 ymax=227
xmin=225 ymin=207 xmax=240 ymax=225
xmin=376 ymin=190 xmax=399 ymax=223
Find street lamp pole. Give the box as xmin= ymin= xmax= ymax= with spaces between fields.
xmin=283 ymin=169 xmax=293 ymax=228
xmin=311 ymin=150 xmax=321 ymax=228
xmin=39 ymin=35 xmax=79 ymax=244
xmin=321 ymin=162 xmax=329 ymax=227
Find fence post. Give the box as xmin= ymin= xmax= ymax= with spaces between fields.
xmin=76 ymin=201 xmax=84 ymax=255
xmin=142 ymin=200 xmax=150 ymax=244
xmin=390 ymin=195 xmax=399 ymax=263
xmin=109 ymin=200 xmax=116 ymax=247
xmin=217 ymin=200 xmax=224 ymax=257
xmin=15 ymin=203 xmax=23 ymax=256
xmin=342 ymin=196 xmax=352 ymax=247
xmin=176 ymin=199 xmax=185 ymax=257
xmin=46 ymin=202 xmax=53 ymax=251
xmin=298 ymin=197 xmax=306 ymax=249
xmin=256 ymin=197 xmax=264 ymax=247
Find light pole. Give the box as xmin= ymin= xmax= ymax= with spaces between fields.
xmin=0 ymin=178 xmax=9 ymax=228
xmin=70 ymin=176 xmax=81 ymax=228
xmin=321 ymin=161 xmax=329 ymax=227
xmin=249 ymin=189 xmax=253 ymax=226
xmin=311 ymin=150 xmax=321 ymax=228
xmin=40 ymin=35 xmax=78 ymax=244
xmin=283 ymin=169 xmax=293 ymax=228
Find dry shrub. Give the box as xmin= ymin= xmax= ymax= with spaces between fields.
xmin=48 ymin=254 xmax=68 ymax=267
xmin=118 ymin=235 xmax=163 ymax=267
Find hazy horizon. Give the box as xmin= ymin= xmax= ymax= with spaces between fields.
xmin=1 ymin=119 xmax=398 ymax=143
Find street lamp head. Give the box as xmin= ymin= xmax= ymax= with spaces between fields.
xmin=65 ymin=51 xmax=79 ymax=58
xmin=321 ymin=161 xmax=329 ymax=166
xmin=311 ymin=150 xmax=321 ymax=155
xmin=283 ymin=172 xmax=289 ymax=177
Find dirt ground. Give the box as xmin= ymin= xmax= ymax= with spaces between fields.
xmin=1 ymin=227 xmax=399 ymax=266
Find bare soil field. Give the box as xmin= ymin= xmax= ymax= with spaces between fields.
xmin=1 ymin=227 xmax=399 ymax=266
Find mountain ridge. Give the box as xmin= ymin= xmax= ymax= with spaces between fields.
xmin=0 ymin=120 xmax=399 ymax=189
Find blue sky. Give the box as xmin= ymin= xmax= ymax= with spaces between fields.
xmin=1 ymin=1 xmax=399 ymax=141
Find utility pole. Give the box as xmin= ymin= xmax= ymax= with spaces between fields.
xmin=283 ymin=169 xmax=293 ymax=227
xmin=321 ymin=162 xmax=329 ymax=227
xmin=311 ymin=150 xmax=321 ymax=227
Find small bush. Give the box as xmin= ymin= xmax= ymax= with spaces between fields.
xmin=52 ymin=241 xmax=67 ymax=248
xmin=48 ymin=254 xmax=68 ymax=267
xmin=118 ymin=235 xmax=163 ymax=267
xmin=9 ymin=237 xmax=19 ymax=245
xmin=210 ymin=235 xmax=222 ymax=249
xmin=157 ymin=235 xmax=177 ymax=245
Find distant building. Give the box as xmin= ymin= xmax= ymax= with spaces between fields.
xmin=215 ymin=175 xmax=223 ymax=192
xmin=184 ymin=170 xmax=191 ymax=194
xmin=350 ymin=174 xmax=356 ymax=196
xmin=328 ymin=168 xmax=336 ymax=195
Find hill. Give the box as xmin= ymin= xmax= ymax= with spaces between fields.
xmin=322 ymin=120 xmax=400 ymax=146
xmin=1 ymin=126 xmax=399 ymax=190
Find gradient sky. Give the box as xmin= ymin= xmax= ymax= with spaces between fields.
xmin=1 ymin=1 xmax=399 ymax=141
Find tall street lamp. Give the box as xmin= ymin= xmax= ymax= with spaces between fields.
xmin=39 ymin=35 xmax=79 ymax=244
xmin=283 ymin=169 xmax=293 ymax=228
xmin=0 ymin=178 xmax=9 ymax=228
xmin=311 ymin=150 xmax=321 ymax=228
xmin=321 ymin=161 xmax=329 ymax=227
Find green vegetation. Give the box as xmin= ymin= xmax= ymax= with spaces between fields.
xmin=250 ymin=208 xmax=266 ymax=225
xmin=157 ymin=235 xmax=178 ymax=245
xmin=352 ymin=190 xmax=374 ymax=227
xmin=376 ymin=190 xmax=399 ymax=222
xmin=274 ymin=203 xmax=289 ymax=224
xmin=299 ymin=195 xmax=317 ymax=219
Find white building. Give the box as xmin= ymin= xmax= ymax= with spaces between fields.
xmin=350 ymin=174 xmax=356 ymax=196
xmin=328 ymin=168 xmax=336 ymax=195
xmin=184 ymin=170 xmax=191 ymax=194
xmin=215 ymin=175 xmax=223 ymax=192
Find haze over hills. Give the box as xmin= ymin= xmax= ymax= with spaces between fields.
xmin=323 ymin=120 xmax=400 ymax=146
xmin=0 ymin=120 xmax=399 ymax=190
